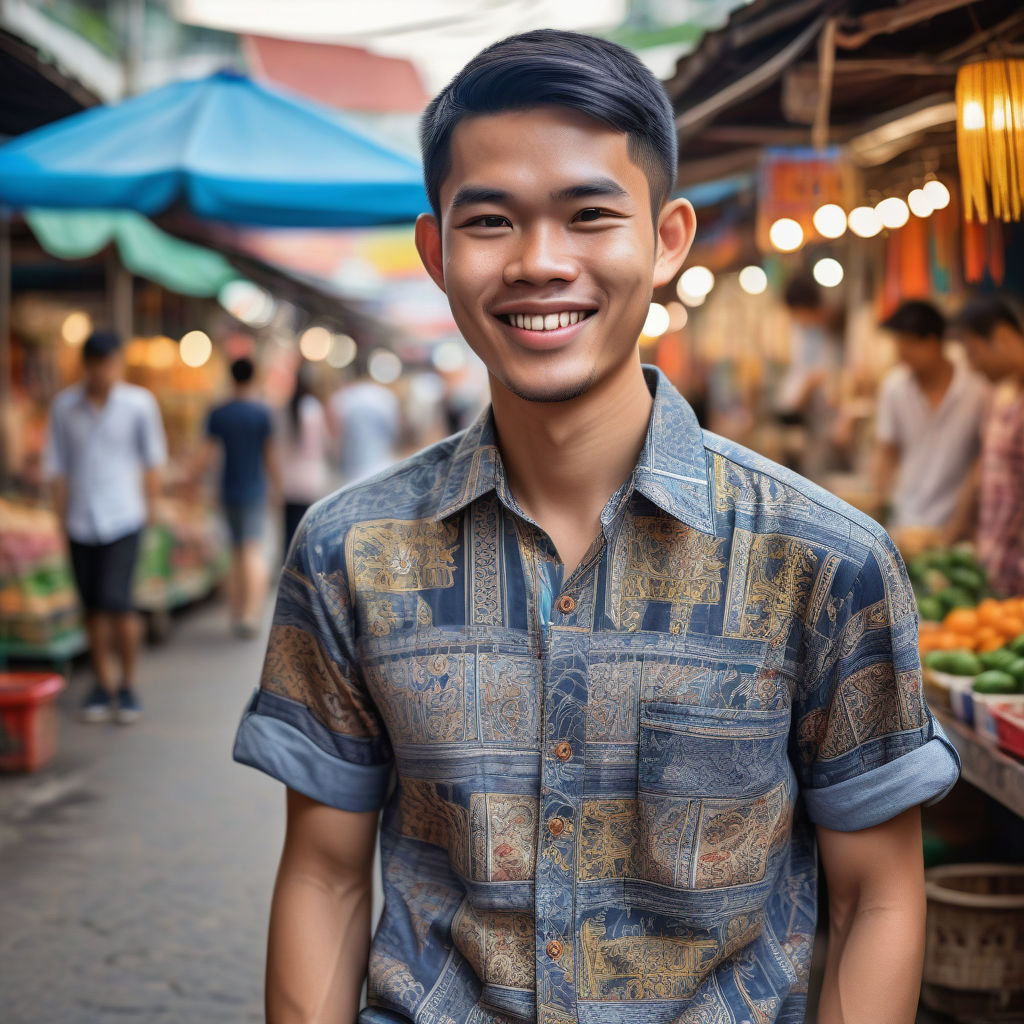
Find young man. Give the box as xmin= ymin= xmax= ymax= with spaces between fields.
xmin=44 ymin=328 xmax=166 ymax=723
xmin=957 ymin=296 xmax=1024 ymax=597
xmin=198 ymin=357 xmax=278 ymax=637
xmin=235 ymin=30 xmax=959 ymax=1024
xmin=874 ymin=300 xmax=988 ymax=533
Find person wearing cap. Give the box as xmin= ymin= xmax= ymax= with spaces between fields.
xmin=873 ymin=300 xmax=988 ymax=537
xmin=43 ymin=328 xmax=167 ymax=724
xmin=957 ymin=296 xmax=1024 ymax=597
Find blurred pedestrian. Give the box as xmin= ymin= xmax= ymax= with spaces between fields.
xmin=43 ymin=328 xmax=166 ymax=724
xmin=197 ymin=357 xmax=278 ymax=638
xmin=873 ymin=300 xmax=988 ymax=535
xmin=957 ymin=296 xmax=1024 ymax=596
xmin=774 ymin=273 xmax=841 ymax=476
xmin=279 ymin=362 xmax=330 ymax=554
xmin=328 ymin=361 xmax=401 ymax=485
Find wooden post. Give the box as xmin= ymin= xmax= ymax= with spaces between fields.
xmin=107 ymin=246 xmax=133 ymax=339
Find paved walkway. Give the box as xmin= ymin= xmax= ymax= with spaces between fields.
xmin=0 ymin=601 xmax=282 ymax=1023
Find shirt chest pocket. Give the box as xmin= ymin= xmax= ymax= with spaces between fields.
xmin=633 ymin=701 xmax=794 ymax=900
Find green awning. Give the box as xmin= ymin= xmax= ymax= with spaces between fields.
xmin=25 ymin=208 xmax=241 ymax=298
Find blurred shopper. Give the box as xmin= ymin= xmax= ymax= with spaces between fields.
xmin=198 ymin=358 xmax=278 ymax=638
xmin=874 ymin=301 xmax=988 ymax=534
xmin=328 ymin=362 xmax=401 ymax=484
xmin=958 ymin=297 xmax=1024 ymax=596
xmin=774 ymin=273 xmax=841 ymax=476
xmin=279 ymin=362 xmax=330 ymax=554
xmin=43 ymin=329 xmax=166 ymax=724
xmin=234 ymin=30 xmax=958 ymax=1024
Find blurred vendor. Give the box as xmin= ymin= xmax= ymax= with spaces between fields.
xmin=958 ymin=296 xmax=1024 ymax=597
xmin=873 ymin=301 xmax=987 ymax=535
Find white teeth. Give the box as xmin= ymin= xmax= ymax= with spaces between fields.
xmin=505 ymin=311 xmax=589 ymax=331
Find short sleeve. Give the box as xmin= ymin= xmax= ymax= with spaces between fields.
xmin=792 ymin=532 xmax=960 ymax=831
xmin=233 ymin=509 xmax=393 ymax=811
xmin=138 ymin=391 xmax=168 ymax=468
xmin=874 ymin=372 xmax=901 ymax=445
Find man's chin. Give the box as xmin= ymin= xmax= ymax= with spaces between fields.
xmin=499 ymin=368 xmax=597 ymax=405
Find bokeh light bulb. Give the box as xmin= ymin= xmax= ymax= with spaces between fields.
xmin=368 ymin=349 xmax=402 ymax=384
xmin=962 ymin=100 xmax=985 ymax=130
xmin=847 ymin=206 xmax=882 ymax=238
xmin=179 ymin=330 xmax=212 ymax=368
xmin=326 ymin=334 xmax=357 ymax=369
xmin=908 ymin=188 xmax=933 ymax=218
xmin=679 ymin=266 xmax=715 ymax=299
xmin=812 ymin=204 xmax=847 ymax=239
xmin=812 ymin=257 xmax=844 ymax=288
xmin=431 ymin=340 xmax=466 ymax=373
xmin=62 ymin=311 xmax=92 ymax=346
xmin=875 ymin=196 xmax=910 ymax=229
xmin=299 ymin=326 xmax=331 ymax=362
xmin=769 ymin=218 xmax=804 ymax=252
xmin=738 ymin=265 xmax=768 ymax=295
xmin=923 ymin=180 xmax=950 ymax=210
xmin=665 ymin=301 xmax=688 ymax=332
xmin=642 ymin=303 xmax=671 ymax=338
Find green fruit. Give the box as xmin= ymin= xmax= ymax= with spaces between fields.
xmin=980 ymin=648 xmax=1017 ymax=671
xmin=1006 ymin=658 xmax=1024 ymax=687
xmin=937 ymin=587 xmax=974 ymax=611
xmin=926 ymin=650 xmax=984 ymax=676
xmin=1008 ymin=633 xmax=1024 ymax=656
xmin=917 ymin=596 xmax=945 ymax=621
xmin=947 ymin=566 xmax=985 ymax=594
xmin=973 ymin=670 xmax=1017 ymax=694
xmin=947 ymin=548 xmax=981 ymax=570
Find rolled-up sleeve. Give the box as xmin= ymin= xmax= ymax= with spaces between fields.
xmin=792 ymin=531 xmax=960 ymax=831
xmin=233 ymin=509 xmax=393 ymax=811
xmin=138 ymin=391 xmax=167 ymax=468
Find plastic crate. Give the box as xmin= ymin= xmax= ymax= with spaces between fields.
xmin=994 ymin=703 xmax=1024 ymax=760
xmin=0 ymin=672 xmax=65 ymax=772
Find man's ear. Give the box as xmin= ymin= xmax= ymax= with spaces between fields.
xmin=652 ymin=198 xmax=696 ymax=289
xmin=414 ymin=213 xmax=446 ymax=294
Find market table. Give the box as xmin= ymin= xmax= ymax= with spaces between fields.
xmin=931 ymin=706 xmax=1024 ymax=819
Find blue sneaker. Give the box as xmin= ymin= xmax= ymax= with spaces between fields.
xmin=80 ymin=684 xmax=114 ymax=723
xmin=115 ymin=686 xmax=142 ymax=725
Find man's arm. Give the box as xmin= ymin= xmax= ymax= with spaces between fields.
xmin=872 ymin=440 xmax=900 ymax=519
xmin=816 ymin=806 xmax=926 ymax=1024
xmin=143 ymin=467 xmax=161 ymax=525
xmin=267 ymin=788 xmax=378 ymax=1024
xmin=51 ymin=476 xmax=69 ymax=530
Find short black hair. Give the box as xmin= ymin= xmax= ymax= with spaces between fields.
xmin=230 ymin=357 xmax=254 ymax=383
xmin=82 ymin=328 xmax=122 ymax=361
xmin=419 ymin=29 xmax=678 ymax=220
xmin=955 ymin=295 xmax=1022 ymax=340
xmin=783 ymin=274 xmax=822 ymax=311
xmin=881 ymin=300 xmax=945 ymax=340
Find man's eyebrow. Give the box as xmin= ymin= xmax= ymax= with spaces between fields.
xmin=551 ymin=178 xmax=630 ymax=202
xmin=450 ymin=185 xmax=510 ymax=209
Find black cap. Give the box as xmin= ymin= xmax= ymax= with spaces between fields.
xmin=881 ymin=300 xmax=945 ymax=340
xmin=82 ymin=328 xmax=122 ymax=358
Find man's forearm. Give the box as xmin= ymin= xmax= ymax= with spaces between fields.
xmin=817 ymin=899 xmax=926 ymax=1024
xmin=266 ymin=862 xmax=372 ymax=1023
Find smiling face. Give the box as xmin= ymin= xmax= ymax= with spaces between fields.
xmin=415 ymin=107 xmax=694 ymax=405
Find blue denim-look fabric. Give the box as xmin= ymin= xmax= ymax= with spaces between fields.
xmin=234 ymin=366 xmax=960 ymax=1024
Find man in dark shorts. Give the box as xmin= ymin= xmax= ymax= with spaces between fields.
xmin=198 ymin=357 xmax=278 ymax=638
xmin=44 ymin=329 xmax=167 ymax=723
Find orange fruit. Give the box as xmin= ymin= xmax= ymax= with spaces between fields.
xmin=997 ymin=615 xmax=1024 ymax=638
xmin=977 ymin=599 xmax=1002 ymax=626
xmin=944 ymin=608 xmax=978 ymax=633
xmin=979 ymin=635 xmax=1007 ymax=653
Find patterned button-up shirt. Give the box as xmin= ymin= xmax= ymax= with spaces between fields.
xmin=978 ymin=385 xmax=1024 ymax=597
xmin=235 ymin=367 xmax=959 ymax=1024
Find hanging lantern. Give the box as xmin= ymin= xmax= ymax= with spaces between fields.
xmin=956 ymin=59 xmax=1024 ymax=223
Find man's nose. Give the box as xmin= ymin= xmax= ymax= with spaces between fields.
xmin=503 ymin=223 xmax=579 ymax=286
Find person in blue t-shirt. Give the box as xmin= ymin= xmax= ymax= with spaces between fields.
xmin=198 ymin=357 xmax=279 ymax=638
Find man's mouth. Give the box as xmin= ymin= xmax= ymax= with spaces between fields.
xmin=497 ymin=310 xmax=595 ymax=332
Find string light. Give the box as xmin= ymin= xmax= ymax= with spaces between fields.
xmin=179 ymin=330 xmax=212 ymax=368
xmin=848 ymin=206 xmax=883 ymax=237
xmin=738 ymin=266 xmax=768 ymax=295
xmin=812 ymin=204 xmax=847 ymax=239
xmin=813 ymin=258 xmax=844 ymax=288
xmin=62 ymin=311 xmax=92 ymax=346
xmin=908 ymin=188 xmax=934 ymax=218
xmin=642 ymin=303 xmax=671 ymax=338
xmin=299 ymin=326 xmax=331 ymax=362
xmin=875 ymin=196 xmax=910 ymax=229
xmin=923 ymin=179 xmax=951 ymax=210
xmin=769 ymin=218 xmax=804 ymax=252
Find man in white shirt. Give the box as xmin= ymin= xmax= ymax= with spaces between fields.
xmin=44 ymin=329 xmax=167 ymax=724
xmin=874 ymin=301 xmax=988 ymax=532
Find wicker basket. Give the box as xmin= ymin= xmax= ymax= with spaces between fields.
xmin=922 ymin=864 xmax=1024 ymax=1020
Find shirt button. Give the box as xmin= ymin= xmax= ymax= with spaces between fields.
xmin=548 ymin=816 xmax=565 ymax=836
xmin=546 ymin=939 xmax=563 ymax=960
xmin=556 ymin=595 xmax=576 ymax=614
xmin=554 ymin=741 xmax=572 ymax=761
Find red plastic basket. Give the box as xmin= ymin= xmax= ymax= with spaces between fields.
xmin=0 ymin=672 xmax=65 ymax=772
xmin=994 ymin=703 xmax=1024 ymax=761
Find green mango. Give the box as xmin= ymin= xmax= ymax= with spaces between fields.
xmin=925 ymin=650 xmax=983 ymax=676
xmin=980 ymin=648 xmax=1017 ymax=671
xmin=917 ymin=596 xmax=945 ymax=621
xmin=973 ymin=670 xmax=1017 ymax=694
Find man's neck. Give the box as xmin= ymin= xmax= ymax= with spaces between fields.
xmin=912 ymin=357 xmax=953 ymax=393
xmin=84 ymin=381 xmax=114 ymax=407
xmin=490 ymin=355 xmax=653 ymax=568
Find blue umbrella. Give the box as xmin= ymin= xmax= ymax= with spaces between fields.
xmin=0 ymin=70 xmax=429 ymax=227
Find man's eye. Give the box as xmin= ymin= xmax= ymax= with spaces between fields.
xmin=575 ymin=208 xmax=607 ymax=222
xmin=470 ymin=215 xmax=510 ymax=228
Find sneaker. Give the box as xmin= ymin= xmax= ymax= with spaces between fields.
xmin=80 ymin=684 xmax=114 ymax=723
xmin=115 ymin=686 xmax=142 ymax=725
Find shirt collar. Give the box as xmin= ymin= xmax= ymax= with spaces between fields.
xmin=434 ymin=365 xmax=714 ymax=533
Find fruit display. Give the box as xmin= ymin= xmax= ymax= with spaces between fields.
xmin=908 ymin=547 xmax=991 ymax=623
